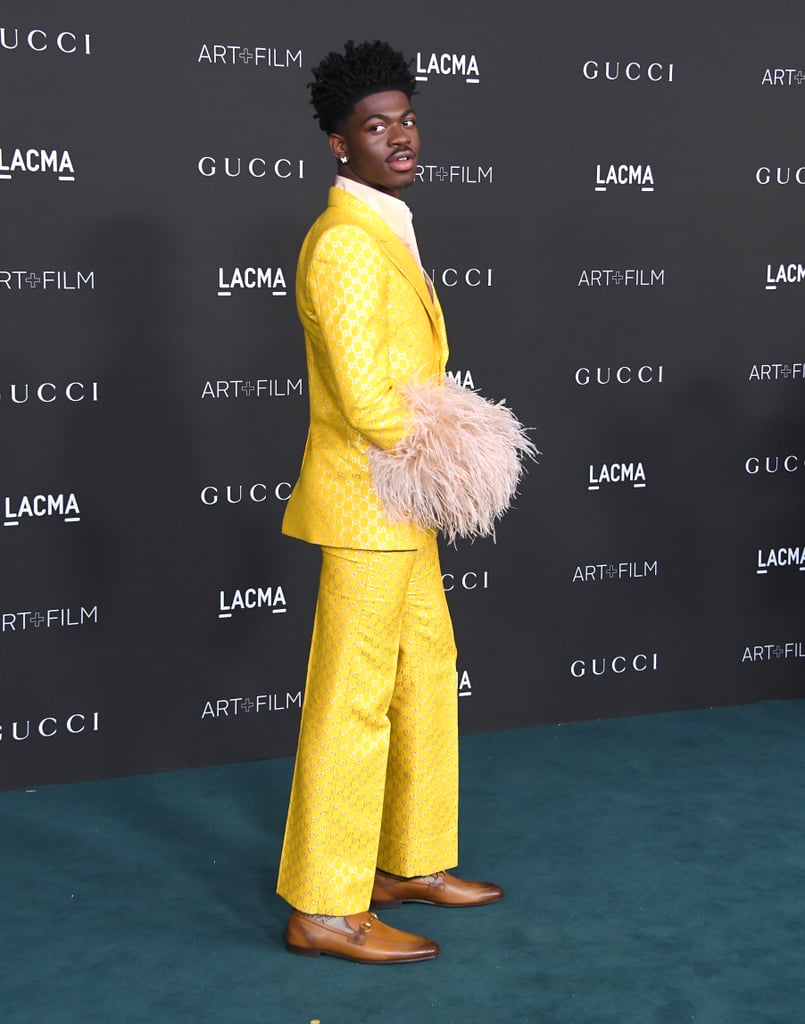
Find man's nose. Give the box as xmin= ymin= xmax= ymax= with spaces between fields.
xmin=389 ymin=122 xmax=411 ymax=146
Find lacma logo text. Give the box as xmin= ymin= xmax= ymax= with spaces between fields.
xmin=3 ymin=493 xmax=80 ymax=526
xmin=766 ymin=263 xmax=805 ymax=290
xmin=756 ymin=546 xmax=805 ymax=574
xmin=218 ymin=585 xmax=287 ymax=619
xmin=595 ymin=164 xmax=654 ymax=192
xmin=588 ymin=462 xmax=646 ymax=491
xmin=217 ymin=266 xmax=287 ymax=297
xmin=415 ymin=52 xmax=479 ymax=83
xmin=0 ymin=148 xmax=75 ymax=181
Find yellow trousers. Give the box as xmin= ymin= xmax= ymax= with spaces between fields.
xmin=276 ymin=537 xmax=458 ymax=916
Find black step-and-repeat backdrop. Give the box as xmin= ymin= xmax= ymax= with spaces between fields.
xmin=2 ymin=1 xmax=804 ymax=790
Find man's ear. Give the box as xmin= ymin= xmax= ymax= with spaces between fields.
xmin=328 ymin=133 xmax=346 ymax=163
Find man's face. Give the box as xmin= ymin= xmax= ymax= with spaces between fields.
xmin=329 ymin=90 xmax=419 ymax=197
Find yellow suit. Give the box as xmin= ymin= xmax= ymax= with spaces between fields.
xmin=282 ymin=187 xmax=448 ymax=550
xmin=277 ymin=187 xmax=459 ymax=915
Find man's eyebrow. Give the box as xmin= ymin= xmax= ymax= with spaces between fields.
xmin=360 ymin=108 xmax=416 ymax=125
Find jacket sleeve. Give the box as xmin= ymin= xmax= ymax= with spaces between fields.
xmin=306 ymin=224 xmax=412 ymax=452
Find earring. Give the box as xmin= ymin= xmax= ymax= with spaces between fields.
xmin=339 ymin=155 xmax=349 ymax=164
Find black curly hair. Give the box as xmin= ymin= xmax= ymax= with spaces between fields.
xmin=309 ymin=40 xmax=417 ymax=134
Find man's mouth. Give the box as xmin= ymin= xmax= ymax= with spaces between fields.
xmin=387 ymin=149 xmax=417 ymax=168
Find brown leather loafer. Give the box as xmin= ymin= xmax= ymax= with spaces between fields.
xmin=285 ymin=910 xmax=439 ymax=963
xmin=371 ymin=870 xmax=504 ymax=909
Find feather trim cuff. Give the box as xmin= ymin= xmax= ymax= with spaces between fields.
xmin=367 ymin=378 xmax=537 ymax=543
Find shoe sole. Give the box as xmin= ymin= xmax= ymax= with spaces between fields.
xmin=370 ymin=895 xmax=504 ymax=910
xmin=286 ymin=941 xmax=438 ymax=963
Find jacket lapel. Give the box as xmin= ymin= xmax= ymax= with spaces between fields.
xmin=328 ymin=188 xmax=440 ymax=329
xmin=377 ymin=237 xmax=439 ymax=328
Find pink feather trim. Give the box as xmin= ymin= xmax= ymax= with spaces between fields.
xmin=367 ymin=378 xmax=537 ymax=543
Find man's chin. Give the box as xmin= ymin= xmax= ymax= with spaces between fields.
xmin=395 ymin=171 xmax=418 ymax=190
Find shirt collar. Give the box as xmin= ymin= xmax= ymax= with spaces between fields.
xmin=334 ymin=175 xmax=422 ymax=269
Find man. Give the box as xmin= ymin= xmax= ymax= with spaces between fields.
xmin=277 ymin=40 xmax=514 ymax=964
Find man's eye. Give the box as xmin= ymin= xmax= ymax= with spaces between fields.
xmin=403 ymin=119 xmax=416 ymax=128
xmin=368 ymin=123 xmax=385 ymax=132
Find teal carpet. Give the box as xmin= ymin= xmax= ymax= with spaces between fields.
xmin=4 ymin=701 xmax=805 ymax=1024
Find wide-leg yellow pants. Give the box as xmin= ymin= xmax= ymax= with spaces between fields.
xmin=276 ymin=537 xmax=458 ymax=916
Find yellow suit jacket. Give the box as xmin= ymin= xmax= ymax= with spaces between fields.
xmin=282 ymin=187 xmax=449 ymax=550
